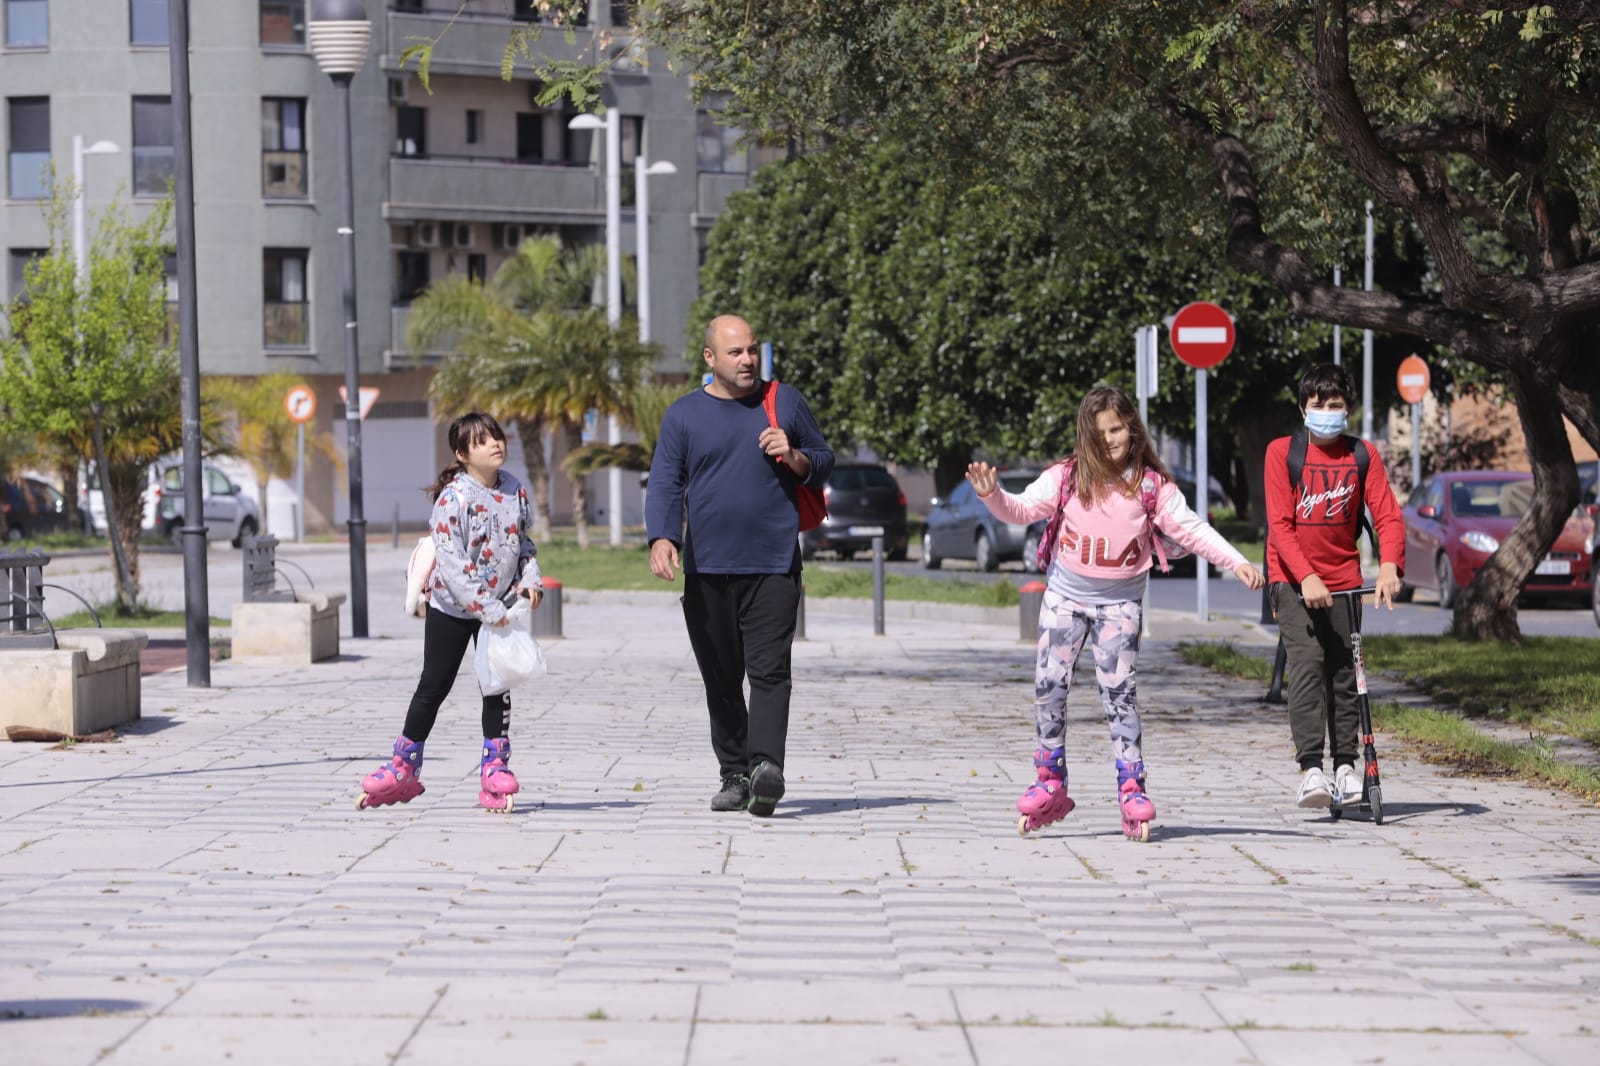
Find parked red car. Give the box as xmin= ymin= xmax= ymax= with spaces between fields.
xmin=1399 ymin=470 xmax=1595 ymax=608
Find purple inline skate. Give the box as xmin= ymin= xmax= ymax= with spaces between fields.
xmin=1116 ymin=759 xmax=1156 ymax=842
xmin=1016 ymin=745 xmax=1075 ymax=836
xmin=357 ymin=735 xmax=425 ymax=810
xmin=479 ymin=737 xmax=520 ymax=813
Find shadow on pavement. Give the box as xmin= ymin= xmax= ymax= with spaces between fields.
xmin=0 ymin=998 xmax=148 ymax=1020
xmin=0 ymin=757 xmax=352 ymax=790
xmin=770 ymin=795 xmax=955 ymax=817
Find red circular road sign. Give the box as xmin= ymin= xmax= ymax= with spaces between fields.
xmin=1169 ymin=301 xmax=1236 ymax=369
xmin=1396 ymin=354 xmax=1430 ymax=404
xmin=284 ymin=385 xmax=317 ymax=424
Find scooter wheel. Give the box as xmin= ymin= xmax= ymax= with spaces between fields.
xmin=1368 ymin=785 xmax=1384 ymax=825
xmin=1330 ymin=805 xmax=1343 ymax=821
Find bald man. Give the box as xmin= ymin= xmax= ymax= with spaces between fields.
xmin=645 ymin=315 xmax=835 ymax=817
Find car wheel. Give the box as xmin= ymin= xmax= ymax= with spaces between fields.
xmin=975 ymin=530 xmax=997 ymax=572
xmin=887 ymin=542 xmax=908 ymax=562
xmin=1436 ymin=554 xmax=1458 ymax=609
xmin=233 ymin=516 xmax=259 ymax=549
xmin=1393 ymin=582 xmax=1414 ymax=603
xmin=5 ymin=523 xmax=22 ymax=541
xmin=1022 ymin=530 xmax=1042 ymax=573
xmin=921 ymin=529 xmax=941 ymax=570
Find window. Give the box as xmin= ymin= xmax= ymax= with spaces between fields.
xmin=467 ymin=253 xmax=486 ymax=283
xmin=260 ymin=0 xmax=303 ymax=47
xmin=130 ymin=0 xmax=168 ymax=45
xmin=395 ymin=106 xmax=426 ymax=157
xmin=466 ymin=109 xmax=482 ymax=145
xmin=7 ymin=248 xmax=44 ymax=302
xmin=394 ymin=251 xmax=429 ymax=305
xmin=262 ymin=98 xmax=307 ymax=197
xmin=162 ymin=252 xmax=179 ymax=342
xmin=7 ymin=97 xmax=49 ymax=199
xmin=393 ymin=0 xmax=422 ymax=10
xmin=5 ymin=0 xmax=47 ymax=47
xmin=515 ymin=0 xmax=587 ymax=23
xmin=560 ymin=108 xmax=592 ymax=165
xmin=619 ymin=114 xmax=643 ymax=205
xmin=610 ymin=0 xmax=635 ymax=26
xmin=696 ymin=111 xmax=747 ymax=174
xmin=515 ymin=113 xmax=542 ymax=163
xmin=132 ymin=96 xmax=173 ymax=197
xmin=263 ymin=249 xmax=308 ymax=347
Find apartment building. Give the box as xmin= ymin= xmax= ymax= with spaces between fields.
xmin=1 ymin=0 xmax=769 ymax=532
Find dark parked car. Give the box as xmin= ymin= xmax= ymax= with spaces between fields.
xmin=1399 ymin=470 xmax=1594 ymax=608
xmin=798 ymin=464 xmax=909 ymax=561
xmin=922 ymin=471 xmax=1048 ymax=572
xmin=2 ymin=477 xmax=75 ymax=540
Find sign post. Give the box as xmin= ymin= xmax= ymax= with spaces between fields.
xmin=285 ymin=385 xmax=316 ymax=542
xmin=1397 ymin=354 xmax=1430 ymax=490
xmin=1169 ymin=301 xmax=1236 ymax=622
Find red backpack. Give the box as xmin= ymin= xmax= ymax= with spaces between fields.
xmin=1034 ymin=459 xmax=1188 ymax=572
xmin=762 ymin=381 xmax=828 ymax=532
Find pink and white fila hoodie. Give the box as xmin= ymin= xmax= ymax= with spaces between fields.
xmin=978 ymin=463 xmax=1248 ymax=579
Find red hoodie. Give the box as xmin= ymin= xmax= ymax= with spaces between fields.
xmin=1264 ymin=435 xmax=1406 ymax=591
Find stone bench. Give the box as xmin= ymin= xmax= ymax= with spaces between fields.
xmin=1 ymin=628 xmax=150 ymax=739
xmin=231 ymin=590 xmax=348 ymax=665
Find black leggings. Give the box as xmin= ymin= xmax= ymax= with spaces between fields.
xmin=402 ymin=609 xmax=511 ymax=742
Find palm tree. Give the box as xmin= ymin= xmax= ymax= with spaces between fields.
xmin=407 ymin=235 xmax=660 ymax=546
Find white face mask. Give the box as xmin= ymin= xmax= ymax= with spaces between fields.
xmin=1304 ymin=410 xmax=1348 ymax=437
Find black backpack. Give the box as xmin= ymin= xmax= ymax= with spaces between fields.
xmin=1286 ymin=428 xmax=1375 ymax=548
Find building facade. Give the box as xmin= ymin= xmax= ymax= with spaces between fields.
xmin=1 ymin=0 xmax=766 ymax=533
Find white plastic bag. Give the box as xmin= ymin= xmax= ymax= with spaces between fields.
xmin=474 ymin=599 xmax=547 ymax=694
xmin=404 ymin=535 xmax=436 ymax=618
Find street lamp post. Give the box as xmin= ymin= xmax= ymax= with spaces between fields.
xmin=568 ymin=109 xmax=624 ymax=546
xmin=71 ymin=135 xmax=120 ymax=286
xmin=634 ymin=156 xmax=676 ymax=345
xmin=308 ymin=0 xmax=372 ymax=638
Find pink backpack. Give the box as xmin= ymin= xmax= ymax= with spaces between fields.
xmin=1034 ymin=459 xmax=1189 ymax=573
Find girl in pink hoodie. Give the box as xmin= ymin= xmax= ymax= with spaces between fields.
xmin=969 ymin=385 xmax=1264 ymax=841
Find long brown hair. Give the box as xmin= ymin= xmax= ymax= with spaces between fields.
xmin=1070 ymin=385 xmax=1172 ymax=505
xmin=424 ymin=411 xmax=508 ymax=500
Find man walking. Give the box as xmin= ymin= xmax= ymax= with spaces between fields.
xmin=646 ymin=314 xmax=835 ymax=816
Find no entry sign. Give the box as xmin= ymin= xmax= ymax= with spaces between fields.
xmin=1169 ymin=302 xmax=1235 ymax=369
xmin=1397 ymin=354 xmax=1430 ymax=404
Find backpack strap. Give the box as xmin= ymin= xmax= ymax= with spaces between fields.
xmin=761 ymin=379 xmax=780 ymax=429
xmin=1140 ymin=467 xmax=1171 ymax=573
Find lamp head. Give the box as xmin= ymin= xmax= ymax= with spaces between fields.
xmin=567 ymin=113 xmax=606 ymax=131
xmin=308 ymin=0 xmax=371 ymax=78
xmin=84 ymin=140 xmax=121 ymax=156
xmin=644 ymin=160 xmax=677 ymax=176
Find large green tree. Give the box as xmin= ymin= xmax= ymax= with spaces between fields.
xmin=0 ymin=185 xmax=178 ymax=609
xmin=624 ymin=0 xmax=1600 ymax=641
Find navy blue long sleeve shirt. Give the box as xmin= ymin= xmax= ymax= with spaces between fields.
xmin=646 ymin=383 xmax=835 ymax=574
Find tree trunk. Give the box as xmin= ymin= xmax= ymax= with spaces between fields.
xmin=59 ymin=462 xmax=84 ymax=533
xmin=91 ymin=411 xmax=140 ymax=612
xmin=512 ymin=414 xmax=552 ymax=543
xmin=932 ymin=451 xmax=970 ymax=498
xmin=1236 ymin=412 xmax=1299 ymax=532
xmin=564 ymin=422 xmax=589 ymax=549
xmin=1450 ymin=363 xmax=1579 ymax=642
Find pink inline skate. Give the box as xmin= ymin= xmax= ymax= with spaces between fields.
xmin=479 ymin=737 xmax=520 ymax=813
xmin=1116 ymin=759 xmax=1156 ymax=842
xmin=357 ymin=736 xmax=425 ymax=810
xmin=1016 ymin=745 xmax=1075 ymax=836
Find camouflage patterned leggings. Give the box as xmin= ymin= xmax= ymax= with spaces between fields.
xmin=1033 ymin=588 xmax=1144 ymax=766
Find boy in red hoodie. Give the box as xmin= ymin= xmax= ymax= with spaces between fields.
xmin=1264 ymin=364 xmax=1405 ymax=809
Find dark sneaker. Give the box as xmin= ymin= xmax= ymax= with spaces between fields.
xmin=747 ymin=760 xmax=785 ymax=817
xmin=710 ymin=774 xmax=749 ymax=812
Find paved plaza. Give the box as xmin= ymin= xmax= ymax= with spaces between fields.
xmin=2 ymin=554 xmax=1598 ymax=1064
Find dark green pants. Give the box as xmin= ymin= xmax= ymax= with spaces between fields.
xmin=1271 ymin=583 xmax=1360 ymax=769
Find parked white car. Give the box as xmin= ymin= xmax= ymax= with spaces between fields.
xmin=85 ymin=461 xmax=261 ymax=547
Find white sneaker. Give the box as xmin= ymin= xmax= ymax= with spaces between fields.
xmin=1334 ymin=764 xmax=1362 ymax=803
xmin=1296 ymin=767 xmax=1333 ymax=808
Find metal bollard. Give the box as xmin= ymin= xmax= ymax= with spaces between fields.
xmin=795 ymin=582 xmax=806 ymax=641
xmin=1018 ymin=580 xmax=1046 ymax=643
xmin=531 ymin=579 xmax=563 ymax=638
xmin=392 ymin=502 xmax=400 ymax=549
xmin=872 ymin=535 xmax=885 ymax=635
